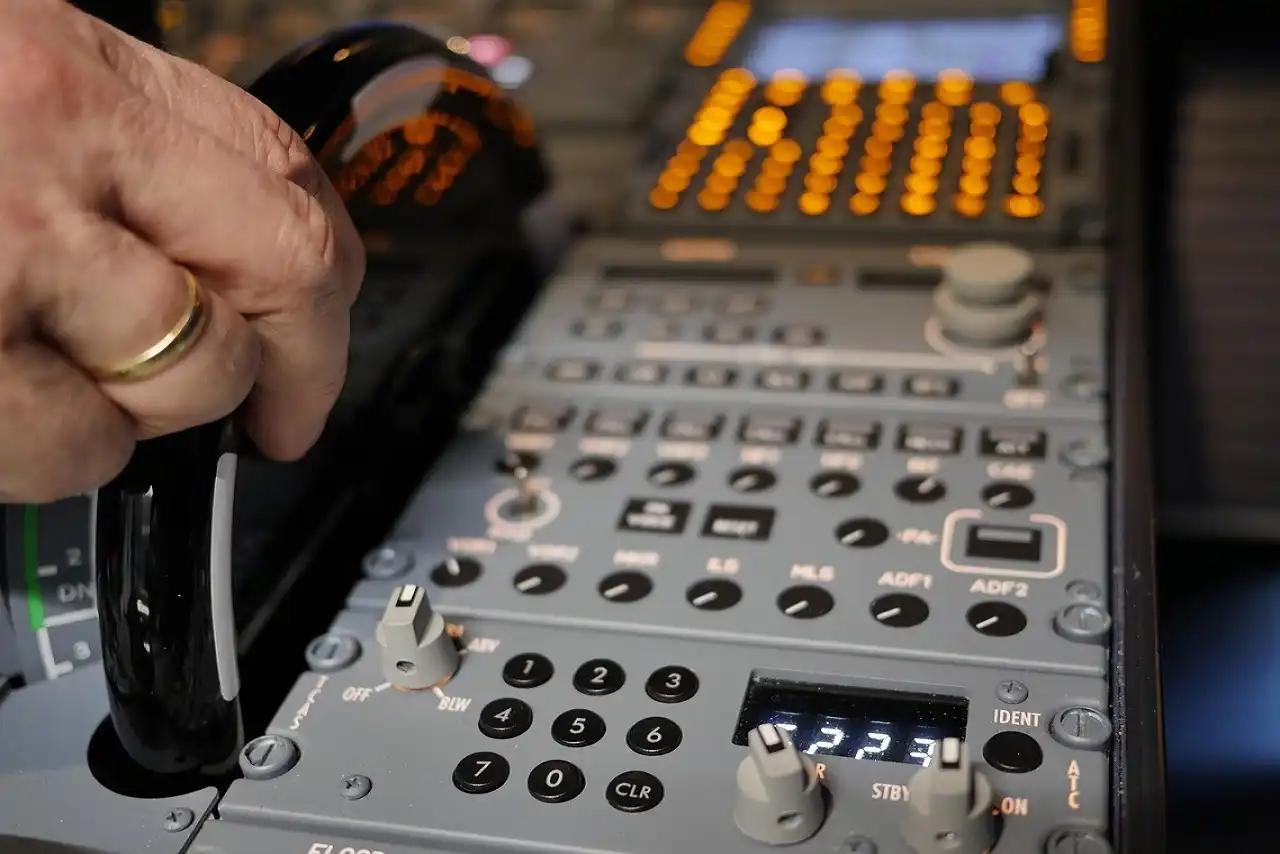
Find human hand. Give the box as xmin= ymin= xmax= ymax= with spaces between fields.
xmin=0 ymin=0 xmax=366 ymax=503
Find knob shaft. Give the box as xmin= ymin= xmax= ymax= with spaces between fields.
xmin=733 ymin=724 xmax=827 ymax=845
xmin=375 ymin=584 xmax=460 ymax=689
xmin=901 ymin=738 xmax=997 ymax=854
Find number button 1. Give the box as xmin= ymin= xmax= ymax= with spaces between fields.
xmin=527 ymin=759 xmax=586 ymax=803
xmin=573 ymin=659 xmax=626 ymax=695
xmin=626 ymin=716 xmax=683 ymax=756
xmin=644 ymin=665 xmax=699 ymax=703
xmin=453 ymin=751 xmax=510 ymax=794
xmin=502 ymin=652 xmax=554 ymax=688
xmin=551 ymin=709 xmax=607 ymax=747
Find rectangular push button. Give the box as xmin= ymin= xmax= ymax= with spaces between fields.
xmin=965 ymin=525 xmax=1043 ymax=563
xmin=617 ymin=499 xmax=691 ymax=535
xmin=980 ymin=427 xmax=1046 ymax=460
xmin=701 ymin=505 xmax=775 ymax=541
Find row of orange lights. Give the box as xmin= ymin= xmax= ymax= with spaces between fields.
xmin=650 ymin=68 xmax=757 ymax=209
xmin=684 ymin=0 xmax=751 ymax=68
xmin=950 ymin=101 xmax=1002 ymax=218
xmin=1071 ymin=0 xmax=1107 ymax=63
xmin=1003 ymin=102 xmax=1051 ymax=218
xmin=845 ymin=73 xmax=915 ymax=215
xmin=794 ymin=72 xmax=862 ymax=215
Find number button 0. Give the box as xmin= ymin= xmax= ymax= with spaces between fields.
xmin=644 ymin=665 xmax=699 ymax=703
xmin=477 ymin=698 xmax=533 ymax=739
xmin=527 ymin=759 xmax=586 ymax=803
xmin=453 ymin=751 xmax=510 ymax=794
xmin=502 ymin=652 xmax=554 ymax=688
xmin=626 ymin=716 xmax=683 ymax=756
xmin=551 ymin=709 xmax=607 ymax=747
xmin=573 ymin=659 xmax=626 ymax=695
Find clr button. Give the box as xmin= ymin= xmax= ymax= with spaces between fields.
xmin=606 ymin=770 xmax=665 ymax=812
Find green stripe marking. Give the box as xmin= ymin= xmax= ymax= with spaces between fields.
xmin=23 ymin=505 xmax=43 ymax=630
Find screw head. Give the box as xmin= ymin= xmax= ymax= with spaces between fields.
xmin=305 ymin=632 xmax=362 ymax=672
xmin=239 ymin=734 xmax=301 ymax=781
xmin=1045 ymin=827 xmax=1112 ymax=854
xmin=997 ymin=679 xmax=1030 ymax=704
xmin=363 ymin=545 xmax=414 ymax=579
xmin=340 ymin=773 xmax=373 ymax=800
xmin=840 ymin=836 xmax=878 ymax=854
xmin=1049 ymin=706 xmax=1113 ymax=750
xmin=162 ymin=807 xmax=195 ymax=833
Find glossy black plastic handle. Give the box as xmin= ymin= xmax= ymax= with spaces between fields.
xmin=92 ymin=418 xmax=241 ymax=775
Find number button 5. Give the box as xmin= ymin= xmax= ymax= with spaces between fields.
xmin=551 ymin=709 xmax=607 ymax=747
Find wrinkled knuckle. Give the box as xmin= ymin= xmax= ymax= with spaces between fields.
xmin=281 ymin=188 xmax=342 ymax=308
xmin=255 ymin=108 xmax=322 ymax=193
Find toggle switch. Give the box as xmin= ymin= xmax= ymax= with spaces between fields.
xmin=901 ymin=738 xmax=998 ymax=854
xmin=733 ymin=724 xmax=828 ymax=845
xmin=375 ymin=584 xmax=460 ymax=690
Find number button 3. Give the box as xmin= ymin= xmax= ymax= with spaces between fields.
xmin=573 ymin=659 xmax=626 ymax=695
xmin=645 ymin=665 xmax=699 ymax=703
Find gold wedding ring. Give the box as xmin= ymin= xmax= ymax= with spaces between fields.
xmin=88 ymin=267 xmax=209 ymax=383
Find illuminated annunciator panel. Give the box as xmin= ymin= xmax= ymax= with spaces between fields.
xmin=628 ymin=3 xmax=1109 ymax=246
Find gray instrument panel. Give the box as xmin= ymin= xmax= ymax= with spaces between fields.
xmin=0 ymin=1 xmax=1122 ymax=853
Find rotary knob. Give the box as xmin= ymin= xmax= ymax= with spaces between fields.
xmin=934 ymin=242 xmax=1042 ymax=346
xmin=733 ymin=724 xmax=827 ymax=845
xmin=901 ymin=738 xmax=998 ymax=854
xmin=375 ymin=584 xmax=460 ymax=690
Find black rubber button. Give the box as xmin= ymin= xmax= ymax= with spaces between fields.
xmin=502 ymin=653 xmax=554 ymax=688
xmin=573 ymin=659 xmax=626 ymax=695
xmin=477 ymin=698 xmax=533 ymax=739
xmin=606 ymin=770 xmax=665 ymax=813
xmin=645 ymin=665 xmax=699 ymax=703
xmin=528 ymin=759 xmax=586 ymax=803
xmin=627 ymin=717 xmax=683 ymax=756
xmin=982 ymin=730 xmax=1044 ymax=773
xmin=551 ymin=709 xmax=607 ymax=747
xmin=453 ymin=751 xmax=509 ymax=793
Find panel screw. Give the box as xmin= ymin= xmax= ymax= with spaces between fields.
xmin=162 ymin=807 xmax=195 ymax=833
xmin=1050 ymin=707 xmax=1114 ymax=750
xmin=840 ymin=836 xmax=877 ymax=854
xmin=996 ymin=679 xmax=1029 ymax=704
xmin=340 ymin=773 xmax=372 ymax=800
xmin=239 ymin=734 xmax=300 ymax=781
xmin=305 ymin=632 xmax=362 ymax=672
xmin=1053 ymin=602 xmax=1112 ymax=643
xmin=363 ymin=545 xmax=414 ymax=579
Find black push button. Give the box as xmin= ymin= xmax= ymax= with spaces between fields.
xmin=894 ymin=475 xmax=948 ymax=504
xmin=727 ymin=466 xmax=777 ymax=493
xmin=982 ymin=482 xmax=1035 ymax=509
xmin=503 ymin=653 xmax=554 ymax=688
xmin=980 ymin=426 xmax=1047 ymax=460
xmin=756 ymin=366 xmax=810 ymax=392
xmin=574 ymin=659 xmax=626 ymax=695
xmin=829 ymin=371 xmax=884 ymax=395
xmin=982 ymin=731 xmax=1044 ymax=773
xmin=772 ymin=324 xmax=826 ymax=346
xmin=617 ymin=499 xmax=691 ymax=535
xmin=645 ymin=666 xmax=699 ymax=703
xmin=572 ymin=317 xmax=624 ymax=340
xmin=545 ymin=359 xmax=599 ymax=382
xmin=810 ymin=471 xmax=860 ymax=498
xmin=569 ymin=456 xmax=617 ymax=482
xmin=647 ymin=462 xmax=697 ymax=487
xmin=777 ymin=585 xmax=835 ymax=619
xmin=704 ymin=323 xmax=756 ymax=344
xmin=627 ymin=717 xmax=683 ymax=756
xmin=701 ymin=504 xmax=775 ymax=541
xmin=897 ymin=424 xmax=963 ymax=455
xmin=967 ymin=601 xmax=1028 ymax=637
xmin=686 ymin=365 xmax=738 ymax=388
xmin=513 ymin=563 xmax=567 ymax=595
xmin=661 ymin=412 xmax=724 ymax=441
xmin=586 ymin=408 xmax=648 ymax=437
xmin=478 ymin=698 xmax=533 ymax=739
xmin=453 ymin=751 xmax=510 ymax=794
xmin=607 ymin=770 xmax=665 ymax=813
xmin=528 ymin=759 xmax=586 ymax=803
xmin=598 ymin=570 xmax=654 ymax=603
xmin=817 ymin=419 xmax=880 ymax=450
xmin=739 ymin=415 xmax=802 ymax=445
xmin=616 ymin=362 xmax=668 ymax=385
xmin=551 ymin=709 xmax=607 ymax=747
xmin=430 ymin=557 xmax=482 ymax=587
xmin=510 ymin=405 xmax=573 ymax=433
xmin=904 ymin=374 xmax=960 ymax=398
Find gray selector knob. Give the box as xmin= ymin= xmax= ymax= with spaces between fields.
xmin=375 ymin=584 xmax=460 ymax=690
xmin=901 ymin=738 xmax=997 ymax=854
xmin=934 ymin=242 xmax=1042 ymax=346
xmin=733 ymin=724 xmax=827 ymax=845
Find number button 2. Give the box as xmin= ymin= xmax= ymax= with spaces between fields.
xmin=573 ymin=659 xmax=626 ymax=695
xmin=644 ymin=665 xmax=699 ymax=703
